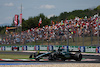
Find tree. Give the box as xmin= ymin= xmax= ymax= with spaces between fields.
xmin=22 ymin=13 xmax=50 ymax=30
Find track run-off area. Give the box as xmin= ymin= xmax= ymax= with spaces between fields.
xmin=0 ymin=51 xmax=100 ymax=67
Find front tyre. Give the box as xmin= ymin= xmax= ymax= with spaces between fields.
xmin=48 ymin=55 xmax=53 ymax=61
xmin=53 ymin=54 xmax=57 ymax=60
xmin=35 ymin=58 xmax=40 ymax=61
xmin=29 ymin=54 xmax=32 ymax=58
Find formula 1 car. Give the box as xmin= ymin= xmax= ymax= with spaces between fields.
xmin=29 ymin=47 xmax=82 ymax=61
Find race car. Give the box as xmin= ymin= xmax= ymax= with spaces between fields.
xmin=29 ymin=47 xmax=82 ymax=61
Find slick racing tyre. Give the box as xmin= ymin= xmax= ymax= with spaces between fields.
xmin=74 ymin=52 xmax=82 ymax=61
xmin=61 ymin=58 xmax=65 ymax=61
xmin=29 ymin=54 xmax=32 ymax=58
xmin=52 ymin=54 xmax=57 ymax=60
xmin=48 ymin=54 xmax=53 ymax=61
xmin=48 ymin=54 xmax=57 ymax=61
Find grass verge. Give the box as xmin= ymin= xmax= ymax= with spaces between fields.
xmin=0 ymin=54 xmax=29 ymax=59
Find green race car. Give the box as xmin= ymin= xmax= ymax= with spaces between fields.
xmin=29 ymin=48 xmax=82 ymax=61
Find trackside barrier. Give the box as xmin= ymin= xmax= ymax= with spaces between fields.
xmin=98 ymin=47 xmax=100 ymax=53
xmin=47 ymin=45 xmax=53 ymax=51
xmin=19 ymin=46 xmax=23 ymax=51
xmin=18 ymin=46 xmax=27 ymax=51
xmin=80 ymin=46 xmax=85 ymax=52
xmin=85 ymin=46 xmax=96 ymax=53
xmin=0 ymin=46 xmax=1 ymax=51
xmin=5 ymin=46 xmax=12 ymax=51
xmin=0 ymin=45 xmax=100 ymax=53
xmin=68 ymin=46 xmax=79 ymax=51
xmin=62 ymin=45 xmax=68 ymax=51
xmin=27 ymin=45 xmax=34 ymax=50
xmin=40 ymin=45 xmax=47 ymax=51
xmin=1 ymin=46 xmax=5 ymax=51
xmin=22 ymin=46 xmax=27 ymax=51
xmin=12 ymin=46 xmax=19 ymax=51
xmin=53 ymin=45 xmax=63 ymax=50
xmin=34 ymin=45 xmax=40 ymax=51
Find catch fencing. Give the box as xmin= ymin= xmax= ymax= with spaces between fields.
xmin=0 ymin=27 xmax=100 ymax=46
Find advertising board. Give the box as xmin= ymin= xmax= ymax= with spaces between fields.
xmin=85 ymin=46 xmax=96 ymax=53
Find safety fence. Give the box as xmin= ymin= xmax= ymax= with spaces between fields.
xmin=0 ymin=45 xmax=100 ymax=53
xmin=0 ymin=28 xmax=100 ymax=46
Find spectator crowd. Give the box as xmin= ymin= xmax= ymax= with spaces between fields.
xmin=0 ymin=16 xmax=100 ymax=45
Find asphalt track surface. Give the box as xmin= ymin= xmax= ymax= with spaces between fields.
xmin=0 ymin=51 xmax=100 ymax=60
xmin=0 ymin=51 xmax=100 ymax=65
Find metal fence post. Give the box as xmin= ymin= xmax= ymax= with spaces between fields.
xmin=42 ymin=30 xmax=43 ymax=45
xmin=54 ymin=29 xmax=56 ymax=45
xmin=75 ymin=28 xmax=77 ymax=46
xmin=67 ymin=28 xmax=69 ymax=46
xmin=91 ymin=27 xmax=93 ymax=46
xmin=47 ymin=28 xmax=49 ymax=52
xmin=83 ymin=28 xmax=84 ymax=46
xmin=97 ymin=18 xmax=100 ymax=45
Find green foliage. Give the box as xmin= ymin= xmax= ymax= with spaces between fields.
xmin=22 ymin=13 xmax=51 ymax=30
xmin=51 ymin=5 xmax=100 ymax=21
xmin=0 ymin=26 xmax=7 ymax=34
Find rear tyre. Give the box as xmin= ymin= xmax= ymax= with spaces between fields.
xmin=48 ymin=54 xmax=57 ymax=61
xmin=74 ymin=53 xmax=82 ymax=61
xmin=61 ymin=58 xmax=65 ymax=61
